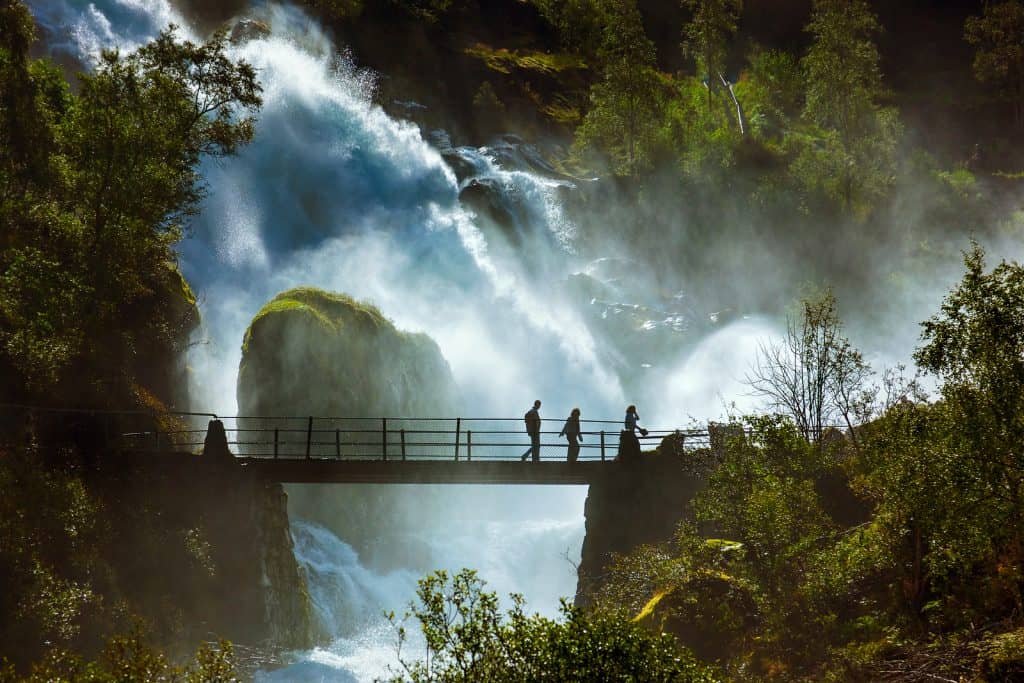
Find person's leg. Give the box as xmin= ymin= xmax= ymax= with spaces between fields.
xmin=568 ymin=438 xmax=579 ymax=463
xmin=531 ymin=433 xmax=541 ymax=462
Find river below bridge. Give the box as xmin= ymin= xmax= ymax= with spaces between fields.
xmin=258 ymin=486 xmax=587 ymax=681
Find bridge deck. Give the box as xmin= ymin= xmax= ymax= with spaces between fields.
xmin=238 ymin=458 xmax=612 ymax=485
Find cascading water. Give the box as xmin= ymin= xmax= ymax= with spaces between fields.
xmin=270 ymin=507 xmax=585 ymax=681
xmin=30 ymin=2 xmax=776 ymax=679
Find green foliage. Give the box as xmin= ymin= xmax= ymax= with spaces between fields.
xmin=573 ymin=0 xmax=665 ymax=177
xmin=463 ymin=44 xmax=586 ymax=76
xmin=593 ymin=416 xmax=857 ymax=674
xmin=661 ymin=74 xmax=742 ymax=180
xmin=739 ymin=48 xmax=803 ymax=138
xmin=797 ymin=0 xmax=900 ymax=216
xmin=472 ymin=81 xmax=505 ymax=121
xmin=593 ymin=248 xmax=1024 ymax=675
xmin=0 ymin=634 xmax=238 ymax=682
xmin=594 ymin=525 xmax=757 ymax=663
xmin=965 ymin=0 xmax=1024 ymax=129
xmin=695 ymin=417 xmax=834 ymax=593
xmin=802 ymin=0 xmax=883 ymax=138
xmin=980 ymin=627 xmax=1024 ymax=681
xmin=528 ymin=0 xmax=608 ymax=59
xmin=0 ymin=7 xmax=261 ymax=404
xmin=0 ymin=445 xmax=103 ymax=655
xmin=386 ymin=568 xmax=718 ymax=682
xmin=904 ymin=245 xmax=1024 ymax=591
xmin=680 ymin=0 xmax=742 ymax=88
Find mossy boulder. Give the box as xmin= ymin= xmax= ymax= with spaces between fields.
xmin=237 ymin=289 xmax=462 ymax=575
xmin=238 ymin=287 xmax=459 ymax=419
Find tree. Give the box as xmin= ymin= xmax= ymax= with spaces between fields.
xmin=965 ymin=0 xmax=1024 ymax=130
xmin=0 ymin=12 xmax=261 ymax=403
xmin=573 ymin=0 xmax=664 ymax=177
xmin=797 ymin=0 xmax=900 ymax=215
xmin=746 ymin=290 xmax=872 ymax=443
xmin=529 ymin=0 xmax=609 ymax=59
xmin=386 ymin=569 xmax=718 ymax=682
xmin=914 ymin=244 xmax=1024 ymax=562
xmin=680 ymin=0 xmax=742 ymax=111
xmin=0 ymin=633 xmax=238 ymax=682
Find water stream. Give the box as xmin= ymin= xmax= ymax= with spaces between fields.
xmin=28 ymin=2 xmax=770 ymax=678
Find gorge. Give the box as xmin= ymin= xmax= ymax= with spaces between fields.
xmin=15 ymin=0 xmax=1024 ymax=679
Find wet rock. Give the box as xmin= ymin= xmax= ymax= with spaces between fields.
xmin=459 ymin=177 xmax=520 ymax=236
xmin=427 ymin=130 xmax=479 ymax=183
xmin=576 ymin=449 xmax=706 ymax=606
xmin=229 ymin=18 xmax=270 ymax=44
xmin=441 ymin=149 xmax=480 ymax=184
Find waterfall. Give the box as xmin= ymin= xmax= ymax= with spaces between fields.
xmin=30 ymin=2 xmax=596 ymax=679
xmin=172 ymin=4 xmax=624 ymax=420
xmin=263 ymin=509 xmax=583 ymax=681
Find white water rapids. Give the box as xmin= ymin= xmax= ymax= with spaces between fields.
xmin=29 ymin=1 xmax=775 ymax=678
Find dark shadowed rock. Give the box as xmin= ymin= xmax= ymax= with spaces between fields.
xmin=229 ymin=18 xmax=271 ymax=44
xmin=459 ymin=177 xmax=520 ymax=237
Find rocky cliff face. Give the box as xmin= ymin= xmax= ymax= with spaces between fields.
xmin=575 ymin=440 xmax=707 ymax=605
xmin=253 ymin=479 xmax=320 ymax=650
xmin=94 ymin=449 xmax=320 ymax=654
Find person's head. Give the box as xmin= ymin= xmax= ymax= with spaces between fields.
xmin=534 ymin=399 xmax=541 ymax=409
xmin=627 ymin=404 xmax=636 ymax=414
xmin=571 ymin=407 xmax=580 ymax=417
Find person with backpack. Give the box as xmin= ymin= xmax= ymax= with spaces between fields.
xmin=521 ymin=399 xmax=542 ymax=462
xmin=559 ymin=407 xmax=583 ymax=463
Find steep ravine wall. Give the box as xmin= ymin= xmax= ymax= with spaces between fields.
xmin=99 ymin=443 xmax=320 ymax=653
xmin=575 ymin=449 xmax=706 ymax=605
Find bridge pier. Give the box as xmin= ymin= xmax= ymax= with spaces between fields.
xmin=203 ymin=419 xmax=232 ymax=459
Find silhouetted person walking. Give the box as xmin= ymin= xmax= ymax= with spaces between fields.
xmin=560 ymin=408 xmax=583 ymax=463
xmin=521 ymin=399 xmax=541 ymax=462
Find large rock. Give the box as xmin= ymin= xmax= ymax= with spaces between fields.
xmin=237 ymin=288 xmax=462 ymax=575
xmin=238 ymin=287 xmax=459 ymax=419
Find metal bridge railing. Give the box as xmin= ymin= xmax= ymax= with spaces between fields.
xmin=121 ymin=416 xmax=715 ymax=462
xmin=4 ymin=404 xmax=856 ymax=464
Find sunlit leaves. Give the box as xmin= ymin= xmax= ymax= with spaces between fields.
xmin=0 ymin=12 xmax=261 ymax=402
xmin=573 ymin=0 xmax=665 ymax=177
xmin=386 ymin=568 xmax=718 ymax=682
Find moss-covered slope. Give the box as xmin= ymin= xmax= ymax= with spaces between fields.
xmin=238 ymin=287 xmax=459 ymax=418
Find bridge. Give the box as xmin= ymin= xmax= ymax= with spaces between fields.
xmin=120 ymin=415 xmax=716 ymax=485
xmin=3 ymin=405 xmax=721 ymax=485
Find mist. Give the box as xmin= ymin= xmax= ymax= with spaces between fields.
xmin=26 ymin=0 xmax=1024 ymax=679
